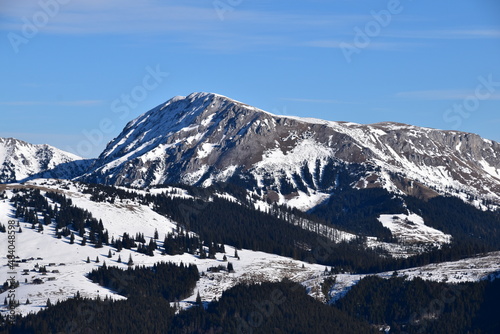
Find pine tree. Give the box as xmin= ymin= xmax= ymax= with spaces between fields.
xmin=223 ymin=255 xmax=227 ymax=261
xmin=199 ymin=247 xmax=206 ymax=259
xmin=70 ymin=232 xmax=75 ymax=244
xmin=25 ymin=298 xmax=30 ymax=305
xmin=46 ymin=298 xmax=52 ymax=307
xmin=86 ymin=256 xmax=90 ymax=263
xmin=154 ymin=228 xmax=159 ymax=240
xmin=227 ymin=262 xmax=234 ymax=272
xmin=108 ymin=249 xmax=112 ymax=258
xmin=234 ymin=249 xmax=238 ymax=258
xmin=196 ymin=291 xmax=202 ymax=306
xmin=81 ymin=236 xmax=87 ymax=246
xmin=117 ymin=255 xmax=122 ymax=263
xmin=96 ymin=256 xmax=100 ymax=263
xmin=95 ymin=236 xmax=103 ymax=248
xmin=127 ymin=254 xmax=134 ymax=266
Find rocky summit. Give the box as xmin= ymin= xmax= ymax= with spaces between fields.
xmin=78 ymin=92 xmax=500 ymax=210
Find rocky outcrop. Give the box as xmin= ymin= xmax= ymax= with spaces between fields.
xmin=0 ymin=137 xmax=90 ymax=183
xmin=79 ymin=93 xmax=500 ymax=208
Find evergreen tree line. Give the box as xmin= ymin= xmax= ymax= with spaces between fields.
xmin=2 ymin=295 xmax=176 ymax=334
xmin=3 ymin=274 xmax=500 ymax=333
xmin=110 ymin=230 xmax=224 ymax=258
xmin=152 ymin=194 xmax=354 ymax=263
xmin=78 ymin=181 xmax=500 ymax=269
xmin=170 ymin=279 xmax=377 ymax=333
xmin=149 ymin=193 xmax=496 ymax=274
xmin=9 ymin=187 xmax=230 ymax=260
xmin=45 ymin=191 xmax=109 ymax=246
xmin=1 ymin=279 xmax=377 ymax=334
xmin=1 ymin=262 xmax=198 ymax=333
xmin=310 ymin=187 xmax=404 ymax=241
xmin=405 ymin=195 xmax=500 ymax=250
xmin=11 ymin=189 xmax=109 ymax=246
xmin=11 ymin=189 xmax=53 ymax=232
xmin=8 ymin=185 xmax=499 ymax=274
xmin=87 ymin=261 xmax=199 ymax=300
xmin=335 ymin=275 xmax=500 ymax=333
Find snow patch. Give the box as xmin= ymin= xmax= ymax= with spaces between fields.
xmin=378 ymin=213 xmax=452 ymax=245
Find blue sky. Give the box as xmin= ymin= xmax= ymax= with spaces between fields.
xmin=1 ymin=0 xmax=499 ymax=158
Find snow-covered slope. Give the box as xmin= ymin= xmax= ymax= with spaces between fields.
xmin=0 ymin=181 xmax=326 ymax=317
xmin=327 ymin=251 xmax=500 ymax=304
xmin=80 ymin=92 xmax=500 ymax=210
xmin=378 ymin=213 xmax=452 ymax=245
xmin=0 ymin=137 xmax=90 ymax=183
xmin=1 ymin=180 xmax=498 ymax=318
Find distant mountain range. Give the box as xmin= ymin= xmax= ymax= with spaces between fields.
xmin=0 ymin=137 xmax=91 ymax=183
xmin=2 ymin=92 xmax=500 ymax=211
xmin=2 ymin=93 xmax=500 ymax=333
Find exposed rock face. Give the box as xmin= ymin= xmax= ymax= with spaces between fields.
xmin=0 ymin=137 xmax=91 ymax=183
xmin=78 ymin=92 xmax=500 ymax=209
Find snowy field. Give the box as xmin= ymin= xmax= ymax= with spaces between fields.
xmin=0 ymin=181 xmax=326 ymax=317
xmin=378 ymin=213 xmax=452 ymax=245
xmin=1 ymin=179 xmax=499 ymax=319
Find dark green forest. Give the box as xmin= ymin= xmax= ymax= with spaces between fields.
xmin=6 ymin=184 xmax=500 ymax=274
xmin=336 ymin=275 xmax=500 ymax=333
xmin=3 ymin=274 xmax=500 ymax=333
xmin=2 ymin=182 xmax=500 ymax=333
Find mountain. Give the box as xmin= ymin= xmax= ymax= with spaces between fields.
xmin=2 ymin=100 xmax=500 ymax=333
xmin=80 ymin=92 xmax=500 ymax=210
xmin=0 ymin=137 xmax=91 ymax=183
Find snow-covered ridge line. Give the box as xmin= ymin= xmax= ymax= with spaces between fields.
xmin=0 ymin=137 xmax=89 ymax=184
xmin=75 ymin=92 xmax=500 ymax=213
xmin=2 ymin=178 xmax=499 ymax=319
xmin=328 ymin=251 xmax=500 ymax=304
xmin=0 ymin=181 xmax=327 ymax=317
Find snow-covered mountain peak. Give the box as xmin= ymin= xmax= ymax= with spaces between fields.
xmin=79 ymin=93 xmax=500 ymax=209
xmin=0 ymin=137 xmax=90 ymax=183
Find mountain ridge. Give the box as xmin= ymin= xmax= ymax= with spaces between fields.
xmin=78 ymin=92 xmax=500 ymax=210
xmin=1 ymin=92 xmax=499 ymax=211
xmin=0 ymin=137 xmax=91 ymax=183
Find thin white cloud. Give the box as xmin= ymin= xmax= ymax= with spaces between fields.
xmin=396 ymin=90 xmax=500 ymax=100
xmin=281 ymin=98 xmax=360 ymax=105
xmin=303 ymin=39 xmax=426 ymax=51
xmin=0 ymin=100 xmax=103 ymax=106
xmin=0 ymin=1 xmax=370 ymax=53
xmin=1 ymin=2 xmax=219 ymax=34
xmin=386 ymin=29 xmax=500 ymax=40
xmin=0 ymin=1 xmax=360 ymax=34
